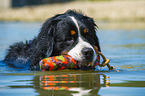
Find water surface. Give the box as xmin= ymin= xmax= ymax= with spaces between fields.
xmin=0 ymin=22 xmax=145 ymax=96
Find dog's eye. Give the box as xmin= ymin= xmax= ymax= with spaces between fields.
xmin=70 ymin=30 xmax=76 ymax=35
xmin=83 ymin=29 xmax=87 ymax=34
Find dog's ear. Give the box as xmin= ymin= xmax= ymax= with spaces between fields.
xmin=37 ymin=15 xmax=61 ymax=57
xmin=93 ymin=31 xmax=101 ymax=52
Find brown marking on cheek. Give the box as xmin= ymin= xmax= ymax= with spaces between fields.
xmin=93 ymin=46 xmax=98 ymax=54
xmin=61 ymin=50 xmax=69 ymax=55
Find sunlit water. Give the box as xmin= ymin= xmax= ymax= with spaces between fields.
xmin=0 ymin=22 xmax=145 ymax=96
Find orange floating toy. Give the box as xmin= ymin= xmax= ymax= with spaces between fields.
xmin=39 ymin=52 xmax=114 ymax=71
xmin=39 ymin=55 xmax=100 ymax=71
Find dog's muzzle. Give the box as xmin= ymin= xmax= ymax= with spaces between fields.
xmin=67 ymin=37 xmax=97 ymax=63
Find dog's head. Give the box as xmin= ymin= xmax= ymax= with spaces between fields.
xmin=39 ymin=10 xmax=101 ymax=64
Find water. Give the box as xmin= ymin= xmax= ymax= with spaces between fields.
xmin=0 ymin=22 xmax=145 ymax=96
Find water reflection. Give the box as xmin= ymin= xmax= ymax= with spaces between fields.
xmin=33 ymin=73 xmax=110 ymax=96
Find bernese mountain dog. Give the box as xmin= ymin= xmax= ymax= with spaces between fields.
xmin=4 ymin=10 xmax=101 ymax=70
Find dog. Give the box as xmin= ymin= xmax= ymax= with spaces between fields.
xmin=4 ymin=10 xmax=101 ymax=70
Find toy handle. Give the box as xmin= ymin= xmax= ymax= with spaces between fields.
xmin=98 ymin=52 xmax=115 ymax=70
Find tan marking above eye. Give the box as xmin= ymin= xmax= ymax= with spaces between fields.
xmin=84 ymin=29 xmax=87 ymax=33
xmin=70 ymin=30 xmax=76 ymax=35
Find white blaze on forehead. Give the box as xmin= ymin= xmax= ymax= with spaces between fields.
xmin=69 ymin=16 xmax=80 ymax=36
xmin=68 ymin=16 xmax=97 ymax=62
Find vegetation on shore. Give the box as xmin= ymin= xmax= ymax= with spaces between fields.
xmin=0 ymin=0 xmax=145 ymax=22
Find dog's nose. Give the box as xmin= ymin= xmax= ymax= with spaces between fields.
xmin=82 ymin=47 xmax=94 ymax=57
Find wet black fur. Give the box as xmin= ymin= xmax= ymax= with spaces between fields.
xmin=4 ymin=10 xmax=101 ymax=70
